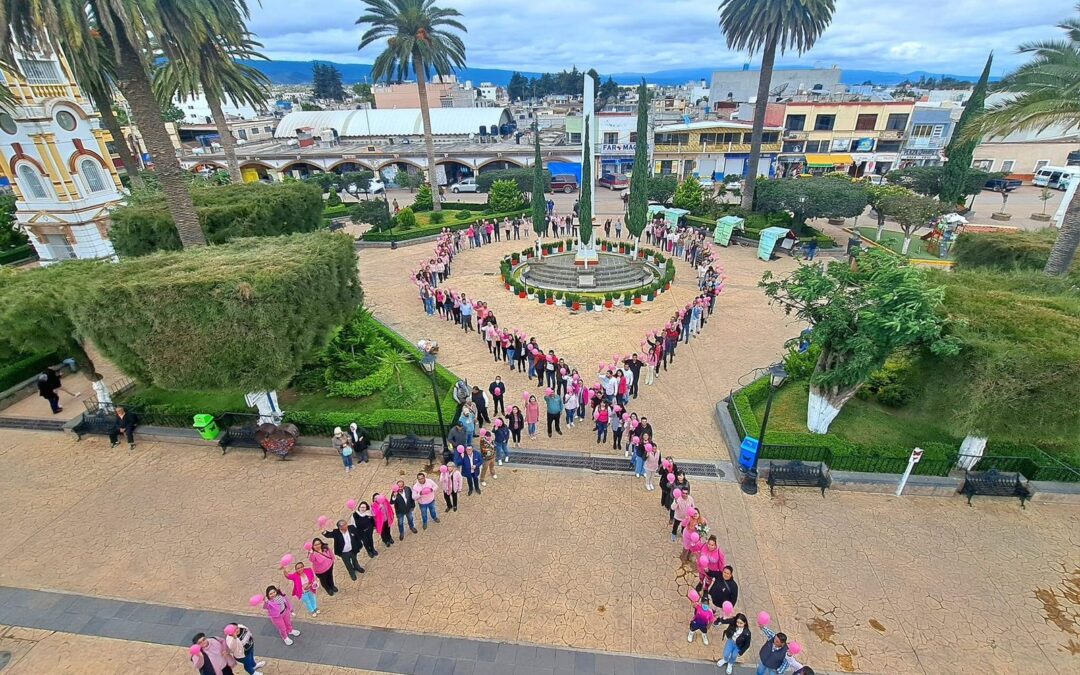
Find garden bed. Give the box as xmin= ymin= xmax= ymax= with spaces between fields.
xmin=856 ymin=227 xmax=954 ymax=262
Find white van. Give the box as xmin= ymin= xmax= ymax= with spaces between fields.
xmin=1033 ymin=165 xmax=1080 ymax=190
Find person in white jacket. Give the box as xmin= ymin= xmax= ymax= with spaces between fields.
xmin=224 ymin=623 xmax=264 ymax=675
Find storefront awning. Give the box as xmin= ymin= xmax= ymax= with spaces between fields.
xmin=778 ymin=155 xmax=804 ymax=163
xmin=805 ymin=153 xmax=853 ymax=167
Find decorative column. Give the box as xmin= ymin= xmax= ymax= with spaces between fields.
xmin=574 ymin=72 xmax=598 ymax=267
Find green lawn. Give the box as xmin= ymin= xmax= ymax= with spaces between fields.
xmin=857 ymin=227 xmax=953 ymax=261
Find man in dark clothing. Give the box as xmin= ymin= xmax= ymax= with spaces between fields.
xmin=109 ymin=407 xmax=139 ymax=449
xmin=37 ymin=369 xmax=65 ymax=414
xmin=488 ymin=377 xmax=506 ymax=415
xmin=757 ymin=628 xmax=788 ymax=675
xmin=447 ymin=422 xmax=468 ymax=461
xmin=322 ymin=520 xmax=365 ymax=580
xmin=623 ymin=354 xmax=644 ymax=399
xmin=390 ymin=481 xmax=418 ymax=540
xmin=708 ymin=566 xmax=739 ymax=609
xmin=470 ymin=386 xmax=490 ymax=426
xmin=637 ymin=417 xmax=654 ymax=442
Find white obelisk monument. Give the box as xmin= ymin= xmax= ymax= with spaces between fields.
xmin=575 ymin=72 xmax=599 ymax=266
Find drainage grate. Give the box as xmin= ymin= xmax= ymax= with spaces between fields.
xmin=507 ymin=449 xmax=721 ymax=478
xmin=0 ymin=417 xmax=66 ymax=432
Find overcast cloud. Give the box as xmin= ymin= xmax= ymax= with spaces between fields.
xmin=247 ymin=0 xmax=1068 ymax=76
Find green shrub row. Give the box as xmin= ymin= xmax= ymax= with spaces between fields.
xmin=0 ymin=244 xmax=35 ymax=266
xmin=0 ymin=350 xmax=60 ymax=392
xmin=362 ymin=208 xmax=528 ymax=242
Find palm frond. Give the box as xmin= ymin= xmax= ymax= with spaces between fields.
xmin=717 ymin=0 xmax=836 ymax=56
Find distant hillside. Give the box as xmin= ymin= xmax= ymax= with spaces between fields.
xmin=243 ymin=59 xmax=988 ymax=89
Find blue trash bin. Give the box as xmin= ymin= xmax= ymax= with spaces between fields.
xmin=738 ymin=437 xmax=760 ymax=471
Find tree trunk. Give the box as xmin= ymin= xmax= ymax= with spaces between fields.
xmin=874 ymin=212 xmax=886 ymax=241
xmin=1044 ymin=183 xmax=1080 ymax=275
xmin=740 ymin=39 xmax=777 ymax=211
xmin=807 ymin=382 xmax=859 ymax=434
xmin=901 ymin=234 xmax=913 ymax=255
xmin=956 ymin=434 xmax=987 ymax=470
xmin=414 ymin=66 xmax=441 ymax=212
xmin=89 ymin=84 xmax=143 ymax=190
xmin=111 ymin=30 xmax=206 ymax=248
xmin=207 ymin=93 xmax=242 ymax=183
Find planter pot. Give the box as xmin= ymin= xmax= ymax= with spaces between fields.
xmin=558 ymin=245 xmax=564 ymax=253
xmin=604 ymin=300 xmax=613 ymax=309
xmin=585 ymin=304 xmax=594 ymax=312
xmin=637 ymin=251 xmax=645 ymax=258
xmin=647 ymin=294 xmax=655 ymax=302
xmin=594 ymin=304 xmax=604 ymax=312
xmin=623 ymin=298 xmax=631 ymax=307
xmin=505 ymin=283 xmax=511 ymax=290
xmin=664 ymin=282 xmax=671 ymax=291
xmin=519 ymin=291 xmax=527 ymax=299
xmin=633 ymin=297 xmax=642 ymax=305
xmin=546 ymin=298 xmax=554 ymax=305
xmin=572 ymin=302 xmax=581 ymax=311
xmin=1032 ymin=213 xmax=1052 ymax=222
xmin=827 ymin=218 xmax=846 ymax=226
xmin=990 ymin=212 xmax=1013 ymax=221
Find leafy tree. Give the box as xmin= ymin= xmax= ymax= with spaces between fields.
xmin=626 ymin=80 xmax=651 ymax=247
xmin=393 ymin=207 xmax=417 ymax=230
xmin=866 ymin=183 xmax=915 ymax=241
xmin=161 ymin=104 xmax=187 ymax=125
xmin=358 ymin=0 xmax=468 ymax=212
xmin=394 ymin=169 xmax=424 ymax=192
xmin=413 ymin=183 xmax=434 ymax=211
xmin=718 ymin=0 xmax=837 ymax=210
xmin=753 ymin=177 xmax=867 ymax=230
xmin=312 ymin=62 xmax=346 ymax=100
xmin=877 ymin=192 xmax=951 ymax=255
xmin=939 ymin=53 xmax=992 ymax=205
xmin=646 ymin=175 xmax=678 ymax=204
xmin=531 ymin=124 xmax=546 ymax=235
xmin=350 ymin=199 xmax=391 ymax=230
xmin=487 ymin=179 xmax=524 ymax=213
xmin=378 ymin=350 xmax=412 ymax=393
xmin=507 ymin=71 xmax=528 ymax=101
xmin=578 ymin=117 xmax=593 ymax=245
xmin=299 ymin=102 xmax=324 ymax=112
xmin=672 ymin=176 xmax=705 ymax=212
xmin=0 ymin=194 xmax=27 ymax=250
xmin=760 ymin=249 xmax=959 ymax=433
xmin=351 ymin=82 xmax=374 ymax=104
xmin=598 ymin=76 xmax=620 ymax=103
xmin=326 ymin=189 xmax=342 ymax=207
xmin=886 ymin=165 xmax=997 ymax=202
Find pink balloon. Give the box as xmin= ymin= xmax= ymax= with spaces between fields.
xmin=622 ymin=413 xmax=630 ymax=422
xmin=645 ymin=443 xmax=654 ymax=452
xmin=280 ymin=554 xmax=294 ymax=567
xmin=493 ymin=419 xmax=503 ymax=427
xmin=631 ymin=435 xmax=641 ymax=445
xmin=789 ymin=641 xmax=802 ymax=656
xmin=757 ymin=611 xmax=771 ymax=627
xmin=690 ymin=532 xmax=700 ymax=544
xmin=545 ymin=388 xmax=553 ymax=396
xmin=439 ymin=464 xmax=449 ymax=473
xmin=672 ymin=488 xmax=683 ymax=500
xmin=249 ymin=594 xmax=263 ymax=607
xmin=559 ymin=367 xmax=567 ymax=375
xmin=666 ymin=472 xmax=675 ymax=483
xmin=722 ymin=601 xmax=734 ymax=616
xmin=630 ymin=420 xmax=639 ymax=429
xmin=523 ymin=391 xmax=531 ymax=401
xmin=456 ymin=445 xmax=465 ymax=452
xmin=303 ymin=541 xmax=313 ymax=551
xmin=494 ymin=387 xmax=502 ymax=396
xmin=190 ymin=644 xmax=203 ymax=656
xmin=686 ymin=507 xmax=698 ymax=518
xmin=613 ymin=405 xmax=622 ymax=413
xmin=316 ymin=515 xmax=329 ymax=528
xmin=688 ymin=589 xmax=700 ymax=603
xmin=223 ymin=624 xmax=237 ymax=636
xmin=346 ymin=499 xmax=357 ymax=511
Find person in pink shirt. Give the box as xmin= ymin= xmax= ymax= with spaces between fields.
xmin=695 ymin=536 xmax=726 ymax=594
xmin=687 ymin=594 xmax=715 ymax=645
xmin=372 ymin=493 xmax=395 ymax=547
xmin=439 ymin=462 xmax=462 ymax=512
xmin=525 ymin=395 xmax=540 ymax=439
xmin=412 ymin=471 xmax=441 ymax=528
xmin=262 ymin=585 xmax=301 ymax=645
xmin=282 ymin=561 xmax=319 ymax=617
xmin=190 ymin=632 xmax=237 ymax=674
xmin=306 ymin=538 xmax=337 ymax=594
xmin=644 ymin=442 xmax=660 ymax=491
xmin=671 ymin=488 xmax=695 ymax=541
xmin=681 ymin=509 xmax=707 ymax=564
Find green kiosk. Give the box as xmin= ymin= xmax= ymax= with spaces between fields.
xmin=713 ymin=215 xmax=745 ymax=246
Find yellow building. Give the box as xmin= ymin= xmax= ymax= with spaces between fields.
xmin=652 ymin=120 xmax=784 ymax=180
xmin=780 ymin=101 xmax=914 ymax=177
xmin=0 ymin=43 xmax=123 ymax=262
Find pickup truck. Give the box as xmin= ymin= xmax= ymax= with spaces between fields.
xmin=985 ymin=178 xmax=1022 ymax=192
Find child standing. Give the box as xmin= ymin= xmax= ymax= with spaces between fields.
xmin=687 ymin=594 xmax=715 ymax=646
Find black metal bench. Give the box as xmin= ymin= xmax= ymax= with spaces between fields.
xmin=766 ymin=461 xmax=831 ymax=497
xmin=960 ymin=469 xmax=1032 ymax=508
xmin=71 ymin=411 xmax=114 ymax=441
xmin=218 ymin=425 xmax=267 ymax=458
xmin=383 ymin=434 xmax=435 ymax=464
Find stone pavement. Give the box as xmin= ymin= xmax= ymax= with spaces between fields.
xmin=0 ymin=430 xmax=1077 ymax=673
xmin=357 ymin=228 xmax=804 ymax=461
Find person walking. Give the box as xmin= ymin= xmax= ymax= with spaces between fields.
xmin=412 ymin=471 xmax=441 ymax=527
xmin=493 ymin=418 xmax=511 ymax=464
xmin=223 ymin=623 xmax=264 ymax=675
xmin=190 ymin=632 xmax=237 ymax=675
xmin=36 ymin=368 xmax=70 ymax=415
xmin=479 ymin=430 xmax=497 ymax=486
xmin=715 ymin=613 xmax=752 ymax=674
xmin=372 ymin=493 xmax=395 ymax=547
xmin=471 ymin=386 xmax=491 ymax=427
xmin=756 ymin=627 xmax=789 ymax=675
xmin=321 ymin=520 xmax=365 ymax=581
xmin=350 ymin=501 xmax=379 ymax=559
xmin=332 ymin=427 xmax=354 ymax=473
xmin=108 ymin=407 xmax=138 ymax=450
xmin=261 ymin=586 xmax=301 ymax=645
xmin=507 ymin=406 xmax=525 ymax=448
xmin=307 ymin=538 xmax=337 ymax=595
xmin=282 ymin=561 xmax=319 ymax=617
xmin=687 ymin=594 xmax=715 ymax=646
xmin=544 ymin=388 xmax=563 ymax=437
xmin=525 ymin=395 xmax=540 ymax=440
xmin=391 ymin=482 xmax=419 ymax=540
xmin=439 ymin=463 xmax=462 ymax=512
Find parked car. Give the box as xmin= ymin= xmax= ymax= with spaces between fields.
xmin=550 ymin=174 xmax=579 ymax=193
xmin=449 ymin=177 xmax=479 ymax=193
xmin=725 ymin=180 xmax=743 ymax=192
xmin=356 ymin=178 xmax=385 ymax=194
xmin=865 ymin=174 xmax=888 ymax=186
xmin=984 ymin=178 xmax=1022 ymax=192
xmin=598 ymin=173 xmax=630 ymax=190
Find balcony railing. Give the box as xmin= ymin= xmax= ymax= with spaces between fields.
xmin=878 ymin=129 xmax=906 ymax=140
xmin=904 ymin=137 xmax=945 ymax=149
xmin=784 ymin=131 xmax=809 ymax=140
xmin=653 ymin=142 xmax=782 ymax=154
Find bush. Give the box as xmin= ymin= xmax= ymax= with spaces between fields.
xmin=456 ymin=210 xmax=472 ymax=220
xmin=782 ymin=344 xmax=820 ymax=382
xmin=110 ymin=181 xmax=325 ymax=257
xmin=476 ymin=168 xmax=550 ymax=194
xmin=393 ymin=208 xmax=417 ymax=230
xmin=487 ymin=179 xmax=525 ymax=213
xmin=361 ymin=208 xmax=528 ymax=242
xmin=326 ymin=189 xmax=342 ymax=207
xmin=856 ymin=352 xmax=916 ymax=408
xmin=429 ymin=211 xmax=445 ymax=225
xmin=350 ymin=200 xmax=391 ymax=230
xmin=0 ymin=244 xmax=35 ymax=266
xmin=413 ymin=184 xmax=434 ymax=211
xmin=953 ymin=229 xmax=1069 ymax=273
xmin=0 ymin=350 xmax=61 ymax=391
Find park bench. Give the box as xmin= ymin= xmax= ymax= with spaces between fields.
xmin=383 ymin=434 xmax=435 ymax=465
xmin=71 ymin=410 xmax=113 ymax=441
xmin=218 ymin=425 xmax=267 ymax=459
xmin=960 ymin=469 xmax=1031 ymax=508
xmin=766 ymin=461 xmax=831 ymax=497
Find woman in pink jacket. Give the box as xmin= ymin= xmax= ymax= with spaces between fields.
xmin=262 ymin=585 xmax=301 ymax=645
xmin=524 ymin=395 xmax=540 ymax=439
xmin=671 ymin=488 xmax=695 ymax=541
xmin=308 ymin=538 xmax=337 ymax=596
xmin=372 ymin=493 xmax=395 ymax=547
xmin=282 ymin=561 xmax=319 ymax=617
xmin=439 ymin=462 xmax=463 ymax=512
xmin=695 ymin=535 xmax=726 ymax=594
xmin=681 ymin=509 xmax=707 ymax=564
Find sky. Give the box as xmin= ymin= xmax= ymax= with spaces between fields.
xmin=247 ymin=0 xmax=1070 ymax=77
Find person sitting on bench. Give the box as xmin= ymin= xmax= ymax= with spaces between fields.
xmin=109 ymin=406 xmax=139 ymax=450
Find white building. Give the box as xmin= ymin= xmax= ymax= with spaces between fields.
xmin=0 ymin=44 xmax=122 ymax=263
xmin=477 ymin=83 xmax=502 ymax=103
xmin=172 ymin=92 xmax=268 ymax=124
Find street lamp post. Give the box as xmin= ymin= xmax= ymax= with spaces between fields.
xmin=418 ymin=342 xmax=449 ymax=466
xmin=740 ymin=362 xmax=788 ymax=495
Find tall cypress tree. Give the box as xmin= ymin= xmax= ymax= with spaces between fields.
xmin=531 ymin=123 xmax=546 ymax=236
xmin=626 ymin=79 xmax=651 ymax=248
xmin=578 ymin=116 xmax=593 ymax=246
xmin=939 ymin=53 xmax=993 ymax=205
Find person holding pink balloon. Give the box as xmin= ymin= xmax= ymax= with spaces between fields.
xmin=223 ymin=623 xmax=263 ymax=675
xmin=372 ymin=493 xmax=395 ymax=546
xmin=488 ymin=377 xmax=506 ymax=415
xmin=307 ymin=537 xmax=338 ymax=595
xmin=669 ymin=470 xmax=690 ymax=522
xmin=695 ymin=536 xmax=726 ymax=592
xmin=714 ymin=612 xmax=751 ymax=674
xmin=708 ymin=565 xmax=740 ymax=613
xmin=643 ymin=441 xmax=660 ymax=490
xmin=756 ymin=615 xmax=789 ymax=675
xmin=670 ymin=486 xmax=694 ymax=541
xmin=189 ymin=632 xmax=237 ymax=675
xmin=282 ymin=560 xmax=320 ymax=617
xmin=681 ymin=508 xmax=707 ymax=563
xmin=686 ymin=590 xmax=714 ymax=645
xmin=261 ymin=585 xmax=301 ymax=645
xmin=524 ymin=395 xmax=540 ymax=440
xmin=439 ymin=462 xmax=462 ymax=511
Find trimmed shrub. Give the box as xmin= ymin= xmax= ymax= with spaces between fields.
xmin=429 ymin=211 xmax=445 ymax=225
xmin=0 ymin=350 xmax=61 ymax=391
xmin=456 ymin=210 xmax=472 ymax=220
xmin=413 ymin=184 xmax=434 ymax=211
xmin=487 ymin=179 xmax=525 ymax=214
xmin=393 ymin=208 xmax=417 ymax=230
xmin=110 ymin=181 xmax=325 ymax=257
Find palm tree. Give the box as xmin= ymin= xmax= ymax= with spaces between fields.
xmin=969 ymin=5 xmax=1080 ymax=275
xmin=357 ymin=0 xmax=467 ymax=212
xmin=718 ymin=0 xmax=836 ymax=210
xmin=0 ymin=0 xmax=209 ymax=247
xmin=154 ymin=35 xmax=271 ymax=183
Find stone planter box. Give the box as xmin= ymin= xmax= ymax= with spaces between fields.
xmin=990 ymin=212 xmax=1013 ymax=221
xmin=1032 ymin=213 xmax=1052 ymax=222
xmin=828 ymin=217 xmax=846 ymax=225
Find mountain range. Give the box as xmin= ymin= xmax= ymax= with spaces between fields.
xmin=242 ymin=59 xmax=987 ymax=88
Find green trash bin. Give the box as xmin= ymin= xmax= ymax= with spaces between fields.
xmin=193 ymin=414 xmax=220 ymax=441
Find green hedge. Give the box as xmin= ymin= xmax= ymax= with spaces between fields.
xmin=322 ymin=204 xmax=350 ymax=219
xmin=0 ymin=244 xmax=35 ymax=266
xmin=109 ymin=182 xmax=326 ymax=257
xmin=953 ymin=229 xmax=1074 ymax=274
xmin=0 ymin=350 xmax=60 ymax=392
xmin=362 ymin=208 xmax=528 ymax=242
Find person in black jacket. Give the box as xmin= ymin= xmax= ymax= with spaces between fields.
xmin=321 ymin=520 xmax=365 ymax=580
xmin=350 ymin=502 xmax=378 ymax=558
xmin=109 ymin=407 xmax=139 ymax=449
xmin=390 ymin=481 xmax=418 ymax=540
xmin=347 ymin=423 xmax=369 ymax=463
xmin=714 ymin=613 xmax=751 ymax=674
xmin=488 ymin=377 xmax=506 ymax=415
xmin=623 ymin=354 xmax=644 ymax=399
xmin=709 ymin=566 xmax=739 ymax=610
xmin=470 ymin=386 xmax=490 ymax=426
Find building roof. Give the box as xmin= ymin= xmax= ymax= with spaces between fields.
xmin=274 ymin=108 xmax=513 ymax=139
xmin=654 ymin=119 xmax=783 ymax=132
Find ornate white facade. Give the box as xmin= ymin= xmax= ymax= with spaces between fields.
xmin=0 ymin=44 xmax=122 ymax=263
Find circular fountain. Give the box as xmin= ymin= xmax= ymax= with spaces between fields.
xmin=518 ymin=251 xmax=663 ymax=293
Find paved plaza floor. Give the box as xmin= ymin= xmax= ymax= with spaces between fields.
xmin=0 ymin=431 xmax=1076 ymax=674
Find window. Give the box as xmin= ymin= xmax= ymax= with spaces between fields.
xmin=931 ymin=125 xmax=945 ymax=138
xmin=237 ymin=129 xmax=248 ymax=141
xmin=1034 ymin=159 xmax=1050 ymax=172
xmin=18 ymin=165 xmax=48 ymax=199
xmin=569 ymin=132 xmax=581 ymax=143
xmin=855 ymin=114 xmax=877 ymax=131
xmin=603 ymin=132 xmax=619 ymax=144
xmin=16 ymin=58 xmax=63 ymax=84
xmin=886 ymin=113 xmax=909 ymax=130
xmin=0 ymin=112 xmax=16 ymax=135
xmin=876 ymin=141 xmax=902 ymax=153
xmin=264 ymin=126 xmax=274 ymax=134
xmin=761 ymin=132 xmax=780 ymax=143
xmin=629 ymin=132 xmax=637 ymax=143
xmin=850 ymin=139 xmax=876 ymax=152
xmin=1000 ymin=160 xmax=1015 ymax=173
xmin=804 ymin=140 xmax=826 ymax=153
xmin=911 ymin=124 xmax=934 ymax=138
xmin=79 ymin=159 xmax=108 ymax=193
xmin=782 ymin=141 xmax=805 ymax=153
xmin=55 ymin=110 xmax=78 ymax=131
xmin=972 ymin=159 xmax=994 ymax=171
xmin=786 ymin=114 xmax=806 ymax=131
xmin=814 ymin=114 xmax=836 ymax=131
xmin=654 ymin=132 xmax=689 ymax=144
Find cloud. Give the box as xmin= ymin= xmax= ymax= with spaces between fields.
xmin=247 ymin=0 xmax=1071 ymax=76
